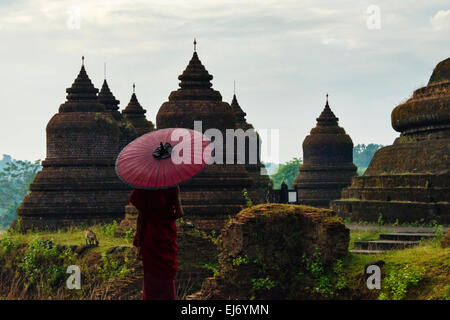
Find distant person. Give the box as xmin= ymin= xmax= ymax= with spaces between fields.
xmin=131 ymin=186 xmax=183 ymax=300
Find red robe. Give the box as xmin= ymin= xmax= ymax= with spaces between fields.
xmin=130 ymin=188 xmax=179 ymax=300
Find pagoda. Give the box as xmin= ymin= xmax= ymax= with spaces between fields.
xmin=122 ymin=84 xmax=155 ymax=136
xmin=293 ymin=95 xmax=357 ymax=208
xmin=230 ymin=93 xmax=272 ymax=202
xmin=98 ymin=79 xmax=138 ymax=149
xmin=333 ymin=58 xmax=450 ymax=224
xmin=98 ymin=79 xmax=122 ymax=121
xmin=155 ymin=42 xmax=252 ymax=223
xmin=17 ymin=58 xmax=130 ymax=229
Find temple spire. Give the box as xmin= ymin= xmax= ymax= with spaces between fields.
xmin=122 ymin=86 xmax=155 ymax=135
xmin=177 ymin=49 xmax=214 ymax=90
xmin=316 ymin=93 xmax=338 ymax=125
xmin=64 ymin=56 xmax=98 ymax=103
xmin=98 ymin=78 xmax=120 ymax=119
xmin=231 ymin=91 xmax=247 ymax=125
xmin=124 ymin=85 xmax=145 ymax=115
xmin=60 ymin=57 xmax=103 ymax=112
xmin=194 ymin=38 xmax=197 ymax=52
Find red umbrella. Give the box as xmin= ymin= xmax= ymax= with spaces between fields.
xmin=115 ymin=128 xmax=213 ymax=189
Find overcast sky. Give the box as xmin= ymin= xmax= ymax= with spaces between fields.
xmin=0 ymin=0 xmax=449 ymax=163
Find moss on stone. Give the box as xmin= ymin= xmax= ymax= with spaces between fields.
xmin=193 ymin=203 xmax=349 ymax=299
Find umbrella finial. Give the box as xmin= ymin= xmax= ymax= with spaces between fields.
xmin=153 ymin=142 xmax=173 ymax=159
xmin=194 ymin=38 xmax=197 ymax=52
xmin=82 ymin=56 xmax=85 ymax=66
xmin=133 ymin=83 xmax=136 ymax=94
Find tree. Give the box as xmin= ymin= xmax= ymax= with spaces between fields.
xmin=0 ymin=159 xmax=41 ymax=228
xmin=0 ymin=154 xmax=12 ymax=171
xmin=353 ymin=144 xmax=383 ymax=174
xmin=270 ymin=157 xmax=302 ymax=189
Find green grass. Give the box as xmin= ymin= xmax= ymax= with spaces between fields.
xmin=3 ymin=223 xmax=131 ymax=255
xmin=344 ymin=234 xmax=450 ymax=300
xmin=349 ymin=230 xmax=381 ymax=249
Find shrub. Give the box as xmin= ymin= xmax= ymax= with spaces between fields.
xmin=377 ymin=213 xmax=384 ymax=225
xmin=97 ymin=254 xmax=131 ymax=281
xmin=242 ymin=189 xmax=253 ymax=208
xmin=203 ymin=262 xmax=219 ymax=277
xmin=125 ymin=228 xmax=134 ymax=244
xmin=298 ymin=248 xmax=348 ymax=298
xmin=378 ymin=264 xmax=425 ymax=300
xmin=102 ymin=221 xmax=118 ymax=237
xmin=251 ymin=277 xmax=276 ymax=292
xmin=0 ymin=234 xmax=18 ymax=254
xmin=19 ymin=238 xmax=74 ymax=289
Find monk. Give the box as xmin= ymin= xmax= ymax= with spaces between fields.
xmin=130 ymin=185 xmax=183 ymax=300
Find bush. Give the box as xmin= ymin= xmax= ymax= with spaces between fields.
xmin=298 ymin=248 xmax=347 ymax=298
xmin=242 ymin=189 xmax=253 ymax=207
xmin=102 ymin=221 xmax=118 ymax=237
xmin=97 ymin=254 xmax=131 ymax=281
xmin=378 ymin=264 xmax=424 ymax=300
xmin=125 ymin=228 xmax=134 ymax=244
xmin=19 ymin=238 xmax=74 ymax=289
xmin=0 ymin=234 xmax=18 ymax=254
xmin=251 ymin=277 xmax=276 ymax=292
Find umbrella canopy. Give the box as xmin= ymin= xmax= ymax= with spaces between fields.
xmin=116 ymin=128 xmax=213 ymax=189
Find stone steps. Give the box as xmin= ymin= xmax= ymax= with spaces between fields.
xmin=379 ymin=233 xmax=435 ymax=241
xmin=354 ymin=240 xmax=420 ymax=250
xmin=349 ymin=249 xmax=385 ymax=255
xmin=351 ymin=232 xmax=436 ymax=254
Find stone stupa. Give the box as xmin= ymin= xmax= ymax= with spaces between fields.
xmin=333 ymin=57 xmax=450 ymax=224
xmin=97 ymin=78 xmax=138 ymax=149
xmin=156 ymin=41 xmax=252 ymax=228
xmin=17 ymin=58 xmax=131 ymax=229
xmin=98 ymin=78 xmax=122 ymax=121
xmin=230 ymin=92 xmax=272 ymax=202
xmin=293 ymin=95 xmax=357 ymax=208
xmin=122 ymin=84 xmax=155 ymax=136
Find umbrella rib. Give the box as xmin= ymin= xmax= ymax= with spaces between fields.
xmin=117 ymin=128 xmax=210 ymax=189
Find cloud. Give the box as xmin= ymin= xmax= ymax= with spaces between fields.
xmin=430 ymin=9 xmax=450 ymax=30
